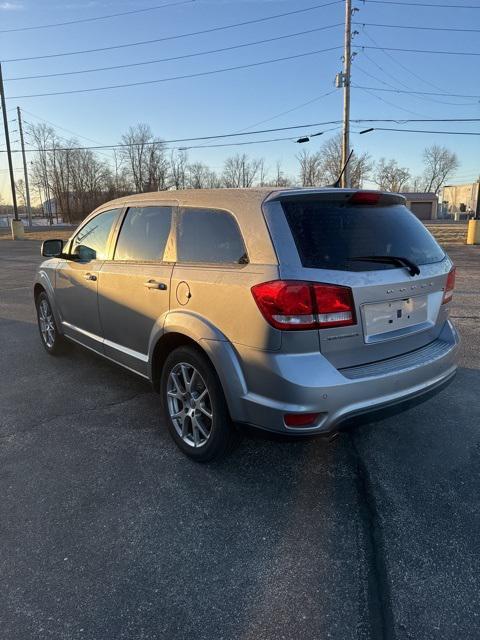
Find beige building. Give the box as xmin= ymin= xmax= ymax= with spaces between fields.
xmin=442 ymin=181 xmax=480 ymax=216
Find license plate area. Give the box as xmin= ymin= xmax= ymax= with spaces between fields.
xmin=362 ymin=295 xmax=429 ymax=342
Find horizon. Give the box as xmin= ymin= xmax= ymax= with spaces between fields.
xmin=0 ymin=0 xmax=479 ymax=205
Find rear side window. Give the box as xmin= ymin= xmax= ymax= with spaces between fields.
xmin=71 ymin=208 xmax=120 ymax=261
xmin=114 ymin=206 xmax=172 ymax=261
xmin=282 ymin=199 xmax=445 ymax=271
xmin=177 ymin=208 xmax=248 ymax=264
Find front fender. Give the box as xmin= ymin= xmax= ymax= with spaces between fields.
xmin=148 ymin=310 xmax=249 ymax=422
xmin=35 ymin=267 xmax=63 ymax=334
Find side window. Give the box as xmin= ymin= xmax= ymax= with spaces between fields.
xmin=114 ymin=206 xmax=172 ymax=262
xmin=177 ymin=208 xmax=248 ymax=264
xmin=71 ymin=209 xmax=120 ymax=261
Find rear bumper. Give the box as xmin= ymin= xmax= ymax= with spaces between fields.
xmin=226 ymin=320 xmax=459 ymax=435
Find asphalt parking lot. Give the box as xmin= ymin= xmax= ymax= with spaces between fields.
xmin=1 ymin=239 xmax=479 ymax=640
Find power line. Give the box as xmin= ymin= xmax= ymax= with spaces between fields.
xmin=358 ymin=27 xmax=458 ymax=98
xmin=355 ymin=21 xmax=480 ymax=33
xmin=22 ymin=117 xmax=113 ymax=161
xmin=363 ymin=0 xmax=480 ymax=8
xmin=354 ymin=85 xmax=480 ymax=99
xmin=6 ymin=45 xmax=474 ymax=102
xmin=1 ymin=130 xmax=339 ymax=155
xmin=3 ymin=117 xmax=480 ymax=154
xmin=360 ymin=127 xmax=480 ymax=135
xmin=21 ymin=109 xmax=107 ymax=146
xmin=4 ymin=25 xmax=343 ymax=82
xmin=2 ymin=1 xmax=343 ymax=63
xmin=233 ymin=91 xmax=338 ymax=133
xmin=356 ymin=84 xmax=430 ymax=118
xmin=354 ymin=118 xmax=480 ymax=122
xmin=355 ymin=62 xmax=478 ymax=107
xmin=1 ymin=120 xmax=345 ymax=153
xmin=7 ymin=47 xmax=344 ymax=99
xmin=0 ymin=0 xmax=194 ymax=34
xmin=182 ymin=128 xmax=341 ymax=150
xmin=356 ymin=45 xmax=480 ymax=57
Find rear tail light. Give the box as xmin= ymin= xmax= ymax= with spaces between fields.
xmin=251 ymin=280 xmax=356 ymax=331
xmin=442 ymin=266 xmax=456 ymax=304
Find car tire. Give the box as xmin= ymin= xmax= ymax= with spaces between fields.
xmin=36 ymin=291 xmax=67 ymax=356
xmin=160 ymin=345 xmax=241 ymax=462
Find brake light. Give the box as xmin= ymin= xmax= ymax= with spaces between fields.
xmin=251 ymin=280 xmax=356 ymax=330
xmin=442 ymin=267 xmax=456 ymax=304
xmin=349 ymin=191 xmax=381 ymax=206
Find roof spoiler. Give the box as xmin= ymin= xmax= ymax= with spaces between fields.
xmin=265 ymin=190 xmax=407 ymax=206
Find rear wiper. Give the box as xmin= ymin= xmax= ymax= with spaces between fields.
xmin=349 ymin=255 xmax=420 ymax=277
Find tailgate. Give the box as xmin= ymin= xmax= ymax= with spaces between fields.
xmin=270 ymin=190 xmax=452 ymax=369
xmin=314 ymin=264 xmax=451 ymax=368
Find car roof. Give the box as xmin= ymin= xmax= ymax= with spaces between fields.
xmin=83 ymin=187 xmax=405 ymax=265
xmin=93 ymin=186 xmax=401 ymax=217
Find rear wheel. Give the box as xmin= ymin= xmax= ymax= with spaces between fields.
xmin=36 ymin=291 xmax=66 ymax=355
xmin=160 ymin=346 xmax=240 ymax=461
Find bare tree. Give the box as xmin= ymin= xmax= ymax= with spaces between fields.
xmin=222 ymin=154 xmax=262 ymax=188
xmin=271 ymin=161 xmax=291 ymax=187
xmin=421 ymin=145 xmax=459 ymax=194
xmin=170 ymin=149 xmax=188 ymax=190
xmin=257 ymin=159 xmax=267 ymax=186
xmin=112 ymin=149 xmax=131 ymax=197
xmin=408 ymin=175 xmax=424 ymax=192
xmin=28 ymin=122 xmax=57 ymax=218
xmin=319 ymin=134 xmax=372 ymax=187
xmin=373 ymin=158 xmax=411 ymax=192
xmin=205 ymin=168 xmax=222 ymax=189
xmin=68 ymin=147 xmax=112 ymax=219
xmin=15 ymin=179 xmax=26 ymax=211
xmin=186 ymin=161 xmax=216 ymax=189
xmin=296 ymin=149 xmax=323 ymax=186
xmin=119 ymin=123 xmax=168 ymax=192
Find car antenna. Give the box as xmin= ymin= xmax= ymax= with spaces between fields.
xmin=331 ymin=149 xmax=354 ymax=189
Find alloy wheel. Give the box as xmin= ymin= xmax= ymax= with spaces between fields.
xmin=38 ymin=299 xmax=55 ymax=348
xmin=166 ymin=362 xmax=213 ymax=448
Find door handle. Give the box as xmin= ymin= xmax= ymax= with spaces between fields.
xmin=84 ymin=273 xmax=97 ymax=281
xmin=144 ymin=280 xmax=167 ymax=290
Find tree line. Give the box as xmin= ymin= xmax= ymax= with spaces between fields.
xmin=10 ymin=121 xmax=460 ymax=223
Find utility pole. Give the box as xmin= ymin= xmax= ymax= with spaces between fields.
xmin=341 ymin=0 xmax=352 ymax=188
xmin=0 ymin=63 xmax=19 ymax=223
xmin=17 ymin=106 xmax=32 ymax=229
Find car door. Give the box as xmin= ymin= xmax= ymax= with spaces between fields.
xmin=98 ymin=205 xmax=175 ymax=376
xmin=55 ymin=208 xmax=122 ymax=352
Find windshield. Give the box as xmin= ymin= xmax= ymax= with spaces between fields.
xmin=282 ymin=199 xmax=445 ymax=271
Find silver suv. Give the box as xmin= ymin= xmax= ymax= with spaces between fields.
xmin=35 ymin=188 xmax=459 ymax=461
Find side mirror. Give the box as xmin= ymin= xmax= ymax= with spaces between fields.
xmin=41 ymin=239 xmax=64 ymax=258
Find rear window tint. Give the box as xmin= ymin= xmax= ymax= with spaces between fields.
xmin=282 ymin=200 xmax=445 ymax=271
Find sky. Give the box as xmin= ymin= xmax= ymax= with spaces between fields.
xmin=0 ymin=0 xmax=479 ymax=202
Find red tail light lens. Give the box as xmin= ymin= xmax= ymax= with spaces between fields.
xmin=251 ymin=280 xmax=356 ymax=330
xmin=312 ymin=283 xmax=356 ymax=328
xmin=251 ymin=280 xmax=316 ymax=330
xmin=349 ymin=191 xmax=381 ymax=206
xmin=442 ymin=266 xmax=456 ymax=304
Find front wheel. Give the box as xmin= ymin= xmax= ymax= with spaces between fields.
xmin=160 ymin=346 xmax=241 ymax=462
xmin=36 ymin=291 xmax=66 ymax=355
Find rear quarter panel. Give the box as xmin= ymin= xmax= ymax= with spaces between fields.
xmin=169 ymin=263 xmax=281 ymax=350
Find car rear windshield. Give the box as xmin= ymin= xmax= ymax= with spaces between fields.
xmin=282 ymin=199 xmax=445 ymax=271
